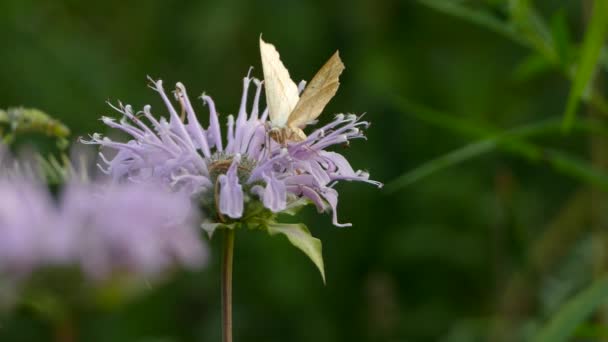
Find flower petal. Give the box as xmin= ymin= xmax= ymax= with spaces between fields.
xmin=218 ymin=155 xmax=244 ymax=218
xmin=261 ymin=174 xmax=287 ymax=212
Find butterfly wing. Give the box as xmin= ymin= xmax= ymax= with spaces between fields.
xmin=287 ymin=51 xmax=344 ymax=128
xmin=259 ymin=37 xmax=300 ymax=128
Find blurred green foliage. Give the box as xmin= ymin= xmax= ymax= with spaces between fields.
xmin=1 ymin=0 xmax=608 ymax=341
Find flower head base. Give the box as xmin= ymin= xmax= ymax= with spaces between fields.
xmin=84 ymin=74 xmax=382 ymax=229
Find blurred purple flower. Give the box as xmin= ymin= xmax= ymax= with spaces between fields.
xmin=0 ymin=178 xmax=57 ymax=278
xmin=0 ymin=164 xmax=207 ymax=282
xmin=60 ymin=182 xmax=207 ymax=280
xmin=83 ymin=73 xmax=382 ymax=226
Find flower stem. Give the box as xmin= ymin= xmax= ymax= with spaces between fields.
xmin=222 ymin=229 xmax=235 ymax=342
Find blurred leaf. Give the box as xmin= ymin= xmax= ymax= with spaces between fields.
xmin=508 ymin=0 xmax=556 ymax=61
xmin=508 ymin=0 xmax=528 ymax=20
xmin=390 ymin=96 xmax=496 ymax=137
xmin=416 ymin=0 xmax=527 ymax=46
xmin=266 ymin=223 xmax=325 ymax=284
xmin=418 ymin=0 xmax=608 ymax=82
xmin=590 ymin=88 xmax=608 ymax=115
xmin=550 ymin=9 xmax=573 ymax=67
xmin=601 ymin=48 xmax=608 ymax=71
xmin=574 ymin=323 xmax=608 ymax=339
xmin=387 ymin=140 xmax=496 ymax=191
xmin=532 ymin=276 xmax=608 ymax=342
xmin=0 ymin=107 xmax=70 ymax=141
xmin=496 ymin=189 xmax=591 ymax=338
xmin=390 ymin=95 xmax=608 ymax=142
xmin=0 ymin=151 xmax=72 ymax=184
xmin=542 ymin=148 xmax=608 ymax=189
xmin=442 ymin=317 xmax=491 ymax=342
xmin=562 ymin=0 xmax=608 ymax=131
xmin=388 ymin=132 xmax=608 ymax=192
xmin=512 ymin=53 xmax=555 ymax=82
xmin=388 ymin=97 xmax=608 ymax=191
xmin=417 ymin=0 xmax=563 ymax=63
xmin=35 ymin=154 xmax=74 ymax=184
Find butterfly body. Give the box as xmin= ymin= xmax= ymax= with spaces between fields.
xmin=259 ymin=37 xmax=344 ymax=144
xmin=267 ymin=124 xmax=306 ymax=144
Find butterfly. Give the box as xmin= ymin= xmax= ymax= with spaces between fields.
xmin=259 ymin=36 xmax=345 ymax=144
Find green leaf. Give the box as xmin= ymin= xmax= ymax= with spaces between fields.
xmin=34 ymin=154 xmax=78 ymax=185
xmin=386 ymin=139 xmax=496 ymax=191
xmin=417 ymin=0 xmax=608 ymax=112
xmin=387 ymin=131 xmax=608 ymax=192
xmin=532 ymin=276 xmax=608 ymax=342
xmin=416 ymin=0 xmax=527 ymax=46
xmin=418 ymin=0 xmax=608 ymax=83
xmin=266 ymin=223 xmax=325 ymax=283
xmin=574 ymin=323 xmax=608 ymax=340
xmin=508 ymin=0 xmax=556 ymax=61
xmin=0 ymin=107 xmax=70 ymax=139
xmin=201 ymin=222 xmax=238 ymax=238
xmin=601 ymin=47 xmax=608 ymax=72
xmin=281 ymin=198 xmax=311 ymax=216
xmin=512 ymin=53 xmax=555 ymax=82
xmin=417 ymin=0 xmax=560 ymax=62
xmin=562 ymin=0 xmax=608 ymax=131
xmin=550 ymin=9 xmax=573 ymax=67
xmin=387 ymin=96 xmax=608 ymax=191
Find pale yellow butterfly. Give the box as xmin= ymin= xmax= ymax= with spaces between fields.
xmin=259 ymin=36 xmax=345 ymax=143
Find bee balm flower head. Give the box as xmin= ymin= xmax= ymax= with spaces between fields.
xmin=83 ymin=40 xmax=381 ymax=281
xmin=84 ymin=74 xmax=381 ymax=229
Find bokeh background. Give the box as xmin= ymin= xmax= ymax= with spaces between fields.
xmin=1 ymin=0 xmax=608 ymax=341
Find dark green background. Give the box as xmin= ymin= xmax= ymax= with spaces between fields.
xmin=1 ymin=0 xmax=604 ymax=341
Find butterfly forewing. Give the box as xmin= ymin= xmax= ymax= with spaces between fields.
xmin=287 ymin=51 xmax=344 ymax=128
xmin=259 ymin=37 xmax=300 ymax=128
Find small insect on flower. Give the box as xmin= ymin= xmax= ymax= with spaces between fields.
xmin=260 ymin=37 xmax=344 ymax=144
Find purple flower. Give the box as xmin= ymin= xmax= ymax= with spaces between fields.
xmin=0 ymin=178 xmax=57 ymax=278
xmin=0 ymin=158 xmax=208 ymax=282
xmin=83 ymin=72 xmax=382 ymax=226
xmin=60 ymin=181 xmax=208 ymax=280
xmin=218 ymin=155 xmax=244 ymax=219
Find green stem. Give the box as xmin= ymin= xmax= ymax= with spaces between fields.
xmin=222 ymin=229 xmax=235 ymax=342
